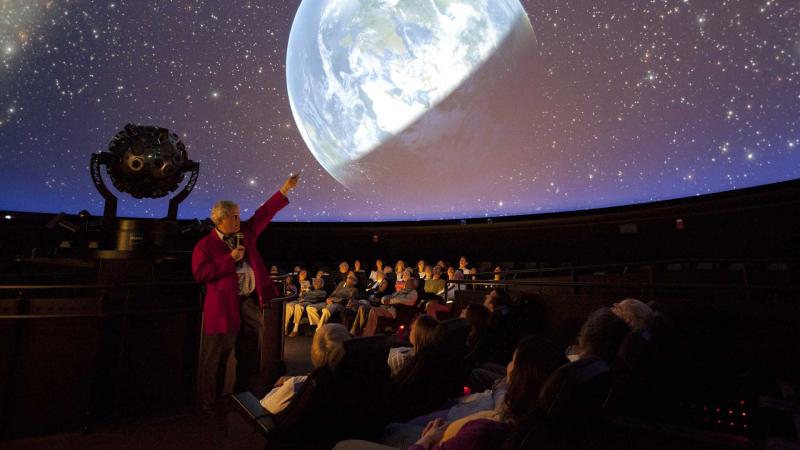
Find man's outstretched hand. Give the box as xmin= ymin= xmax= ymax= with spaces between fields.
xmin=280 ymin=171 xmax=301 ymax=196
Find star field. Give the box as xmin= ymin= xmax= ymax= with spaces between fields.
xmin=0 ymin=0 xmax=797 ymax=221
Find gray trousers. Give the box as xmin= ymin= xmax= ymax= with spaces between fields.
xmin=198 ymin=295 xmax=263 ymax=412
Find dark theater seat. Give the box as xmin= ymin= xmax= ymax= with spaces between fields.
xmin=434 ymin=318 xmax=471 ymax=397
xmin=539 ymin=356 xmax=612 ymax=425
xmin=233 ymin=334 xmax=390 ymax=449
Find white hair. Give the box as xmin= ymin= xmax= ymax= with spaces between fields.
xmin=311 ymin=323 xmax=350 ymax=369
xmin=617 ymin=298 xmax=653 ymax=330
xmin=210 ymin=200 xmax=238 ymax=225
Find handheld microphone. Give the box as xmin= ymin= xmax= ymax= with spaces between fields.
xmin=235 ymin=232 xmax=244 ymax=248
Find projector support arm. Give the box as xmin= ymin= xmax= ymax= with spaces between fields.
xmin=90 ymin=152 xmax=118 ymax=224
xmin=166 ymin=161 xmax=200 ymax=221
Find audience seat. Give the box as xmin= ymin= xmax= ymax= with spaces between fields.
xmin=389 ymin=346 xmax=450 ymax=422
xmin=604 ymin=327 xmax=655 ymax=415
xmin=434 ymin=318 xmax=471 ymax=397
xmin=539 ymin=356 xmax=612 ymax=425
xmin=503 ymin=356 xmax=612 ymax=449
xmin=376 ymin=299 xmax=420 ymax=337
xmin=233 ymin=335 xmax=390 ymax=449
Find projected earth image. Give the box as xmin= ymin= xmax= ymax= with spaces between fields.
xmin=287 ymin=0 xmax=539 ymax=210
xmin=2 ymin=0 xmax=798 ymax=221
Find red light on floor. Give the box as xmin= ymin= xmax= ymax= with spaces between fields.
xmin=675 ymin=218 xmax=684 ymax=230
xmin=463 ymin=386 xmax=472 ymax=396
xmin=728 ymin=409 xmax=733 ymax=415
xmin=399 ymin=325 xmax=405 ymax=330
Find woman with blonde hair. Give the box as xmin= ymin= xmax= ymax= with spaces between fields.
xmin=260 ymin=323 xmax=350 ymax=414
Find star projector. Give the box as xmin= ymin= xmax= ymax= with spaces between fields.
xmin=106 ymin=124 xmax=189 ymax=199
xmin=91 ymin=124 xmax=199 ymax=221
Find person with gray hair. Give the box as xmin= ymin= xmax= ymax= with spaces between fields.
xmin=259 ymin=323 xmax=350 ymax=414
xmin=306 ymin=271 xmax=358 ymax=330
xmin=611 ymin=298 xmax=653 ymax=331
xmin=192 ymin=173 xmax=299 ymax=414
xmin=359 ymin=277 xmax=419 ymax=336
xmin=575 ymin=307 xmax=631 ymax=363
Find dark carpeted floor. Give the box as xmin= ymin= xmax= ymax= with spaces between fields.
xmin=5 ymin=333 xmax=315 ymax=450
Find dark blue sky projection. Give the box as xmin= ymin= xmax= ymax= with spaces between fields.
xmin=0 ymin=0 xmax=797 ymax=221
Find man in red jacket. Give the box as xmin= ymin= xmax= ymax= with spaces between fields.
xmin=192 ymin=173 xmax=299 ymax=413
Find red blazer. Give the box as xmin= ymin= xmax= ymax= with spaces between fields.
xmin=192 ymin=191 xmax=289 ymax=335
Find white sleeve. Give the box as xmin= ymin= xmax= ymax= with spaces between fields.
xmin=259 ymin=375 xmax=308 ymax=415
xmin=388 ymin=347 xmax=413 ymax=376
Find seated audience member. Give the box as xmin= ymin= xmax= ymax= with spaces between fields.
xmin=493 ymin=266 xmax=503 ymax=281
xmin=404 ymin=335 xmax=567 ymax=450
xmin=365 ymin=269 xmax=383 ymax=293
xmin=351 ymin=276 xmax=396 ymax=335
xmin=307 ymin=272 xmax=358 ymax=330
xmin=394 ymin=260 xmax=407 ymax=280
xmin=366 ymin=271 xmax=394 ymax=301
xmin=286 ymin=277 xmax=326 ymax=337
xmin=463 ymin=303 xmax=492 ymax=369
xmin=304 ymin=277 xmax=328 ymax=304
xmin=334 ymin=261 xmax=350 ymax=285
xmin=297 ymin=269 xmax=311 ymax=297
xmin=416 ymin=260 xmax=427 ymax=278
xmin=260 ymin=324 xmax=350 ymax=414
xmin=611 ymin=298 xmax=653 ymax=331
xmin=388 ymin=314 xmax=448 ymax=423
xmin=358 ymin=278 xmax=419 ymax=337
xmin=396 ymin=267 xmax=414 ymax=292
xmin=423 ymin=267 xmax=450 ymax=318
xmin=457 ymin=256 xmax=474 ymax=277
xmin=422 ymin=265 xmax=434 ymax=281
xmin=483 ymin=289 xmax=510 ymax=315
xmin=444 ymin=269 xmax=465 ymax=302
xmin=573 ymin=307 xmax=631 ymax=363
xmin=270 ymin=265 xmax=280 ymax=276
xmin=388 ymin=314 xmax=440 ymax=376
xmin=354 ymin=260 xmax=364 ymax=273
xmin=369 ymin=259 xmax=384 ymax=282
xmin=283 ymin=273 xmax=298 ymax=298
xmin=424 ymin=266 xmax=446 ymax=297
xmin=460 ymin=290 xmax=514 ymax=375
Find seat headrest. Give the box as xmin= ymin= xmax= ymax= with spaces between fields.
xmin=437 ymin=317 xmax=470 ymax=333
xmin=617 ymin=327 xmax=653 ymax=361
xmin=538 ymin=356 xmax=610 ymax=422
xmin=337 ymin=335 xmax=389 ymax=375
xmin=343 ymin=334 xmax=388 ymax=354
